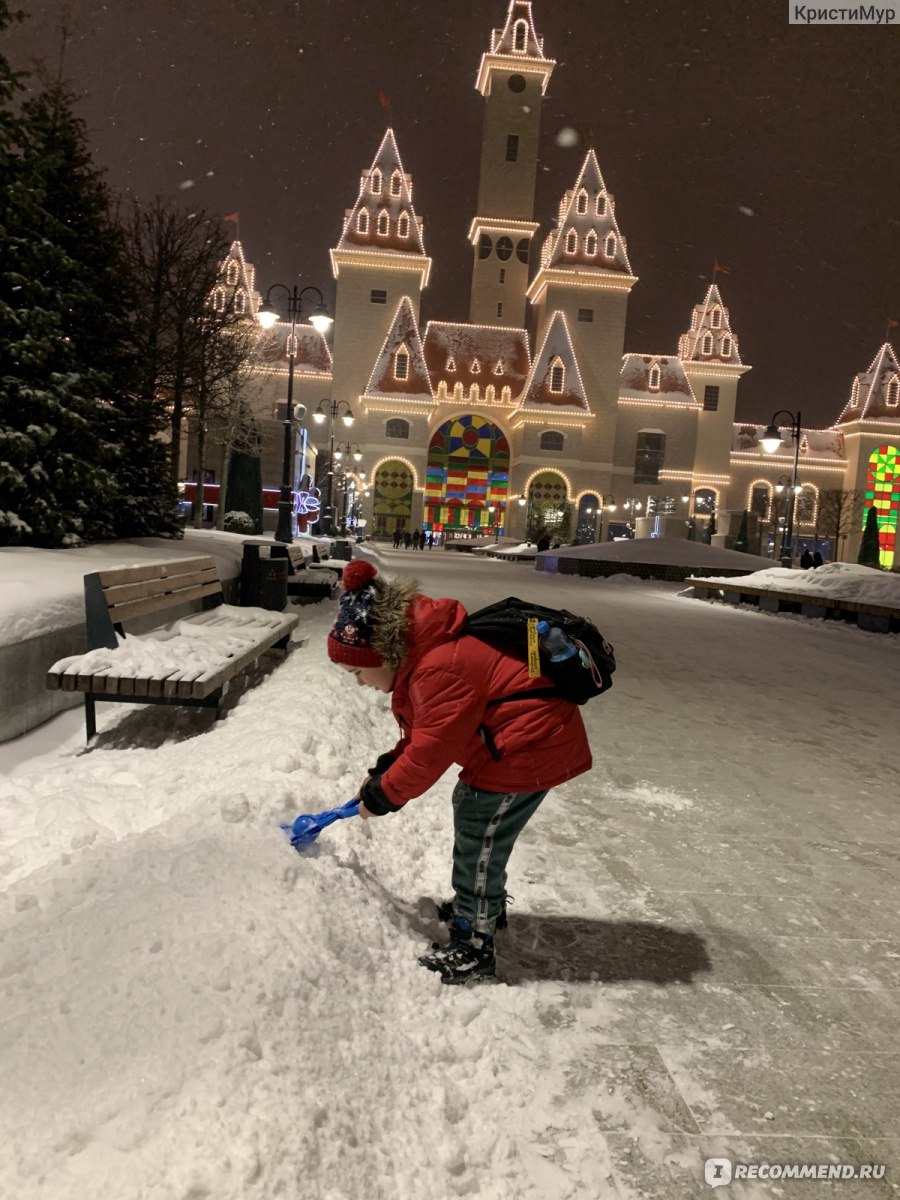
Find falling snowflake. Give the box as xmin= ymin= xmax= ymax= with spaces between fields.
xmin=738 ymin=205 xmax=756 ymax=217
xmin=555 ymin=127 xmax=579 ymax=148
xmin=179 ymin=180 xmax=195 ymax=190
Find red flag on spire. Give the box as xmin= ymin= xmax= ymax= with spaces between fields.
xmin=714 ymin=259 xmax=731 ymax=275
xmin=888 ymin=318 xmax=899 ymax=328
xmin=224 ymin=212 xmax=239 ymax=223
xmin=377 ymin=91 xmax=391 ymax=111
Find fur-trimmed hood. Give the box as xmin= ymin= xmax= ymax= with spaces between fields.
xmin=369 ymin=575 xmax=420 ymax=671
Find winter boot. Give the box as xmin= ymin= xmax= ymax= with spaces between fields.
xmin=435 ymin=896 xmax=510 ymax=931
xmin=418 ymin=918 xmax=496 ymax=986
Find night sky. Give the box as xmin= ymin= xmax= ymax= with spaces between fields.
xmin=6 ymin=0 xmax=899 ymax=429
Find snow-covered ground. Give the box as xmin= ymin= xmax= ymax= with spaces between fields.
xmin=1 ymin=544 xmax=899 ymax=1199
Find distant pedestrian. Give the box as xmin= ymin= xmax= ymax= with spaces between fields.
xmin=812 ymin=551 xmax=824 ymax=568
xmin=426 ymin=531 xmax=434 ymax=548
xmin=412 ymin=528 xmax=421 ymax=550
xmin=405 ymin=530 xmax=412 ymax=549
xmin=800 ymin=548 xmax=813 ymax=570
xmin=392 ymin=528 xmax=401 ymax=549
xmin=536 ymin=532 xmax=551 ymax=553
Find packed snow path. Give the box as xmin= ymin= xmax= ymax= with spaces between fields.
xmin=2 ymin=550 xmax=899 ymax=1199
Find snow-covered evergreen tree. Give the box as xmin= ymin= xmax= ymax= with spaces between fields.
xmin=857 ymin=505 xmax=881 ymax=567
xmin=0 ymin=43 xmax=177 ymax=545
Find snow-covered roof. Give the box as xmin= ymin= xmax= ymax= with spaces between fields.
xmin=678 ymin=284 xmax=744 ymax=365
xmin=363 ymin=296 xmax=433 ymax=403
xmin=516 ymin=311 xmax=589 ymax=413
xmin=539 ymin=150 xmax=632 ymax=276
xmin=731 ymin=423 xmax=847 ymax=461
xmin=252 ymin=325 xmax=332 ymax=376
xmin=835 ymin=342 xmax=900 ymax=425
xmin=422 ymin=322 xmax=530 ymax=399
xmin=211 ymin=241 xmax=258 ymax=319
xmin=620 ymin=354 xmax=696 ymax=404
xmin=335 ymin=128 xmax=426 ymax=259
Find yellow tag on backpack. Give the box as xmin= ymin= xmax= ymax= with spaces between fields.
xmin=526 ymin=616 xmax=541 ymax=678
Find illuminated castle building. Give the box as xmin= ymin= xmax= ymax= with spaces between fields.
xmin=222 ymin=0 xmax=899 ymax=567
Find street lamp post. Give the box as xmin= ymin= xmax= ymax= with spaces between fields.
xmin=257 ymin=285 xmax=333 ymax=543
xmin=313 ymin=400 xmax=356 ymax=535
xmin=761 ymin=409 xmax=802 ymax=568
xmin=517 ymin=492 xmax=535 ymax=543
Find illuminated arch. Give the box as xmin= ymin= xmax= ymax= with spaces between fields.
xmin=424 ymin=413 xmax=510 ymax=533
xmin=371 ymin=456 xmax=418 ymax=537
xmin=864 ymin=444 xmax=898 ymax=568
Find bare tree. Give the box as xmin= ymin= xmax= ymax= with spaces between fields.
xmin=125 ymin=200 xmax=249 ymax=486
xmin=816 ymin=488 xmax=864 ymax=561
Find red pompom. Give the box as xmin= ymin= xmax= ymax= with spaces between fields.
xmin=342 ymin=559 xmax=377 ymax=592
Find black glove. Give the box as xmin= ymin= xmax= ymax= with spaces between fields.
xmin=359 ymin=774 xmax=402 ymax=816
xmin=368 ymin=750 xmax=398 ymax=777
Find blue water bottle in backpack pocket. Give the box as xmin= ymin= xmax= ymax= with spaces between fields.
xmin=536 ymin=620 xmax=578 ymax=662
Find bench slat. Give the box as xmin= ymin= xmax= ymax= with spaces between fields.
xmin=190 ymin=619 xmax=295 ymax=697
xmin=96 ymin=557 xmax=216 ymax=589
xmin=108 ymin=580 xmax=223 ymax=625
xmin=104 ymin=566 xmax=219 ymax=608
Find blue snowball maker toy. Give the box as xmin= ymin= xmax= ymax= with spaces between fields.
xmin=281 ymin=798 xmax=361 ymax=848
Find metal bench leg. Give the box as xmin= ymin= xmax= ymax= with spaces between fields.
xmin=85 ymin=695 xmax=97 ymax=741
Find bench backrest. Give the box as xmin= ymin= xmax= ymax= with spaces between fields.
xmin=270 ymin=544 xmax=310 ymax=575
xmin=85 ymin=556 xmax=222 ymax=650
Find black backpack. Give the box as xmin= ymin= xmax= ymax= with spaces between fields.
xmin=464 ymin=596 xmax=616 ymax=706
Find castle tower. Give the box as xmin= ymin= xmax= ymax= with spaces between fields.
xmin=678 ymin=284 xmax=751 ymax=484
xmin=468 ymin=1 xmax=555 ymax=328
xmin=527 ymin=149 xmax=637 ymax=471
xmin=329 ymin=129 xmax=431 ymax=417
xmin=834 ymin=341 xmax=900 ymax=568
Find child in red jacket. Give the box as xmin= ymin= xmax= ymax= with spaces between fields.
xmin=327 ymin=560 xmax=592 ymax=985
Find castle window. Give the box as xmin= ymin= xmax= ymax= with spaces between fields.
xmin=471 ymin=358 xmax=482 ymax=374
xmin=578 ymin=308 xmax=594 ymax=322
xmin=634 ymin=431 xmax=666 ymax=484
xmin=398 ymin=211 xmax=410 ymax=238
xmin=390 ymin=170 xmax=402 ymax=197
xmin=385 ymin=418 xmax=409 ymax=440
xmin=796 ymin=485 xmax=816 ymax=524
xmin=394 ymin=348 xmax=409 ymax=380
xmin=499 ymin=268 xmax=506 ymax=283
xmin=506 ymin=134 xmax=519 ymax=162
xmin=701 ymin=333 xmax=713 ymax=356
xmin=233 ymin=290 xmax=245 ymax=314
xmin=496 ymin=236 xmax=513 ymax=261
xmin=565 ymin=229 xmax=577 ymax=255
xmin=516 ymin=238 xmax=529 ymax=263
xmin=596 ymin=194 xmax=607 ymax=216
xmin=356 ymin=209 xmax=369 ymax=235
xmin=604 ymin=233 xmax=616 ymax=257
xmin=750 ymin=484 xmax=770 ymax=517
xmin=377 ymin=208 xmax=389 ymax=236
xmin=888 ymin=376 xmax=900 ymax=407
xmin=711 ymin=307 xmax=722 ymax=329
xmin=446 ymin=356 xmax=456 ymax=372
xmin=540 ymin=430 xmax=564 ymax=451
xmin=549 ymin=359 xmax=565 ymax=393
xmin=576 ymin=189 xmax=588 ymax=215
xmin=703 ymin=385 xmax=720 ymax=411
xmin=721 ymin=335 xmax=732 ymax=358
xmin=370 ymin=168 xmax=382 ymax=195
xmin=496 ymin=302 xmax=503 ymax=318
xmin=513 ymin=18 xmax=528 ymax=52
xmin=478 ymin=233 xmax=493 ymax=259
xmin=850 ymin=379 xmax=860 ymax=407
xmin=226 ymin=261 xmax=238 ymax=285
xmin=648 ymin=364 xmax=660 ymax=391
xmin=370 ymin=289 xmax=387 ymax=304
xmin=213 ymin=287 xmax=226 ymax=312
xmin=493 ymin=360 xmax=504 ymax=375
xmin=584 ymin=230 xmax=598 ymax=257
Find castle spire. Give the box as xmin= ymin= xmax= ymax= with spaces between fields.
xmin=333 ymin=128 xmax=427 ymax=264
xmin=678 ymin=284 xmax=743 ymax=365
xmin=476 ymin=1 xmax=554 ymax=94
xmin=835 ymin=342 xmax=900 ymax=424
xmin=536 ymin=149 xmax=633 ymax=279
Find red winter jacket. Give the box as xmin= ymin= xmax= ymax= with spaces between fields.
xmin=378 ymin=594 xmax=592 ymax=807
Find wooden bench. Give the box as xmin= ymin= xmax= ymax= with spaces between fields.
xmin=46 ymin=556 xmax=299 ymax=741
xmin=271 ymin=544 xmax=340 ymax=602
xmin=685 ymin=577 xmax=900 ymax=634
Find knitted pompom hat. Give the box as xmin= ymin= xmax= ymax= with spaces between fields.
xmin=327 ymin=560 xmax=383 ymax=667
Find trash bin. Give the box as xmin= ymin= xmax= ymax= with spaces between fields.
xmin=331 ymin=538 xmax=353 ymax=561
xmin=241 ymin=543 xmax=288 ymax=612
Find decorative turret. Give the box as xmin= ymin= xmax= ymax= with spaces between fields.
xmin=210 ymin=241 xmax=259 ymax=319
xmin=468 ymin=1 xmax=555 ymax=327
xmin=516 ymin=311 xmax=589 ymax=414
xmin=537 ymin=150 xmax=632 ymax=278
xmin=330 ymin=130 xmax=432 ymax=423
xmin=361 ymin=296 xmax=433 ymax=408
xmin=678 ymin=284 xmax=743 ymax=364
xmin=332 ymin=128 xmax=428 ymax=267
xmin=835 ymin=342 xmax=900 ymax=424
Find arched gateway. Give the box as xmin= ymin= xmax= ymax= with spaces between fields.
xmin=425 ymin=414 xmax=510 ymax=536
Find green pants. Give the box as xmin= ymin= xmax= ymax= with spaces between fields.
xmin=451 ymin=782 xmax=548 ymax=934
